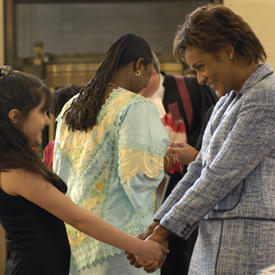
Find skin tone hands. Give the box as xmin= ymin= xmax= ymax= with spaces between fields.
xmin=126 ymin=221 xmax=170 ymax=273
xmin=168 ymin=141 xmax=198 ymax=166
xmin=135 ymin=238 xmax=168 ymax=267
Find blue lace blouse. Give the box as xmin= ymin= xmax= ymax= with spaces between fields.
xmin=53 ymin=87 xmax=169 ymax=272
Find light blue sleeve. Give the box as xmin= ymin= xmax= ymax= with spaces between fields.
xmin=117 ymin=99 xmax=169 ymax=212
xmin=118 ymin=99 xmax=168 ymax=156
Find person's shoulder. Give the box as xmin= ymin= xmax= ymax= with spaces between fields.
xmin=1 ymin=169 xmax=30 ymax=195
xmin=115 ymin=91 xmax=156 ymax=121
xmin=126 ymin=94 xmax=157 ymax=114
xmin=2 ymin=168 xmax=25 ymax=180
xmin=243 ymin=73 xmax=275 ymax=108
xmin=121 ymin=89 xmax=153 ymax=107
xmin=1 ymin=168 xmax=51 ymax=199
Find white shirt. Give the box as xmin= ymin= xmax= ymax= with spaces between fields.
xmin=147 ymin=74 xmax=166 ymax=119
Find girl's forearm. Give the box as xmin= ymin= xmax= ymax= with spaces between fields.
xmin=70 ymin=207 xmax=144 ymax=255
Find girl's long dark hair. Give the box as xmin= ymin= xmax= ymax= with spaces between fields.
xmin=0 ymin=68 xmax=66 ymax=193
xmin=64 ymin=33 xmax=152 ymax=131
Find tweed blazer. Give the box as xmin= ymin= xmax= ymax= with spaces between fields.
xmin=154 ymin=63 xmax=275 ymax=238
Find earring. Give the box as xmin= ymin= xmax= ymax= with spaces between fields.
xmin=230 ymin=54 xmax=234 ymax=60
xmin=135 ymin=70 xmax=141 ymax=76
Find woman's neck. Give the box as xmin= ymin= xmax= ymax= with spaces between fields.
xmin=234 ymin=62 xmax=258 ymax=92
xmin=110 ymin=66 xmax=131 ymax=91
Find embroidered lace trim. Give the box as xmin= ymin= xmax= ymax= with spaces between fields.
xmin=120 ymin=148 xmax=164 ymax=180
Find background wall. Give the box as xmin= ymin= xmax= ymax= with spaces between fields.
xmin=224 ymin=0 xmax=275 ymax=69
xmin=16 ymin=1 xmax=209 ymax=59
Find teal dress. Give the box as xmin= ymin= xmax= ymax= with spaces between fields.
xmin=54 ymin=87 xmax=169 ymax=274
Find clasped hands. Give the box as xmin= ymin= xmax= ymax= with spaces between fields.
xmin=125 ymin=221 xmax=170 ymax=273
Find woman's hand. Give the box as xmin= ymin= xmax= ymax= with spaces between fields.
xmin=137 ymin=239 xmax=167 ymax=261
xmin=125 ymin=221 xmax=160 ymax=267
xmin=135 ymin=239 xmax=168 ymax=272
xmin=168 ymin=141 xmax=198 ymax=165
xmin=140 ymin=225 xmax=170 ymax=272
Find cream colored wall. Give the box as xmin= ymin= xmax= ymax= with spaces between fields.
xmin=224 ymin=0 xmax=275 ymax=69
xmin=0 ymin=0 xmax=3 ymax=65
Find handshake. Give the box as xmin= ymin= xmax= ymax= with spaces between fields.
xmin=125 ymin=221 xmax=170 ymax=273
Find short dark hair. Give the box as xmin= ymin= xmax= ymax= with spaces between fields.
xmin=0 ymin=68 xmax=66 ymax=192
xmin=64 ymin=33 xmax=152 ymax=131
xmin=173 ymin=5 xmax=266 ymax=65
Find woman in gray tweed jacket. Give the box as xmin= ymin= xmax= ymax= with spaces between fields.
xmin=127 ymin=5 xmax=275 ymax=275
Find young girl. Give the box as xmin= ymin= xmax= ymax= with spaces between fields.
xmin=0 ymin=66 xmax=167 ymax=275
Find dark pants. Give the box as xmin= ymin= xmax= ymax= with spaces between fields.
xmin=161 ymin=229 xmax=198 ymax=275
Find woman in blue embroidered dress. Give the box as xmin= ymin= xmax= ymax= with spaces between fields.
xmin=0 ymin=67 xmax=167 ymax=275
xmin=53 ymin=33 xmax=169 ymax=274
xmin=129 ymin=5 xmax=275 ymax=275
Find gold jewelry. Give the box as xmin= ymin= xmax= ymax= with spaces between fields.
xmin=135 ymin=70 xmax=141 ymax=76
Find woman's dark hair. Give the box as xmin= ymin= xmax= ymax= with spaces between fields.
xmin=64 ymin=33 xmax=152 ymax=131
xmin=173 ymin=5 xmax=266 ymax=65
xmin=0 ymin=67 xmax=66 ymax=192
xmin=51 ymin=85 xmax=80 ymax=118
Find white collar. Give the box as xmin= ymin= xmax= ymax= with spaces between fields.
xmin=147 ymin=74 xmax=166 ymax=118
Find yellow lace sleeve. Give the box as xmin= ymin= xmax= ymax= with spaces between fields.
xmin=120 ymin=148 xmax=164 ymax=180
